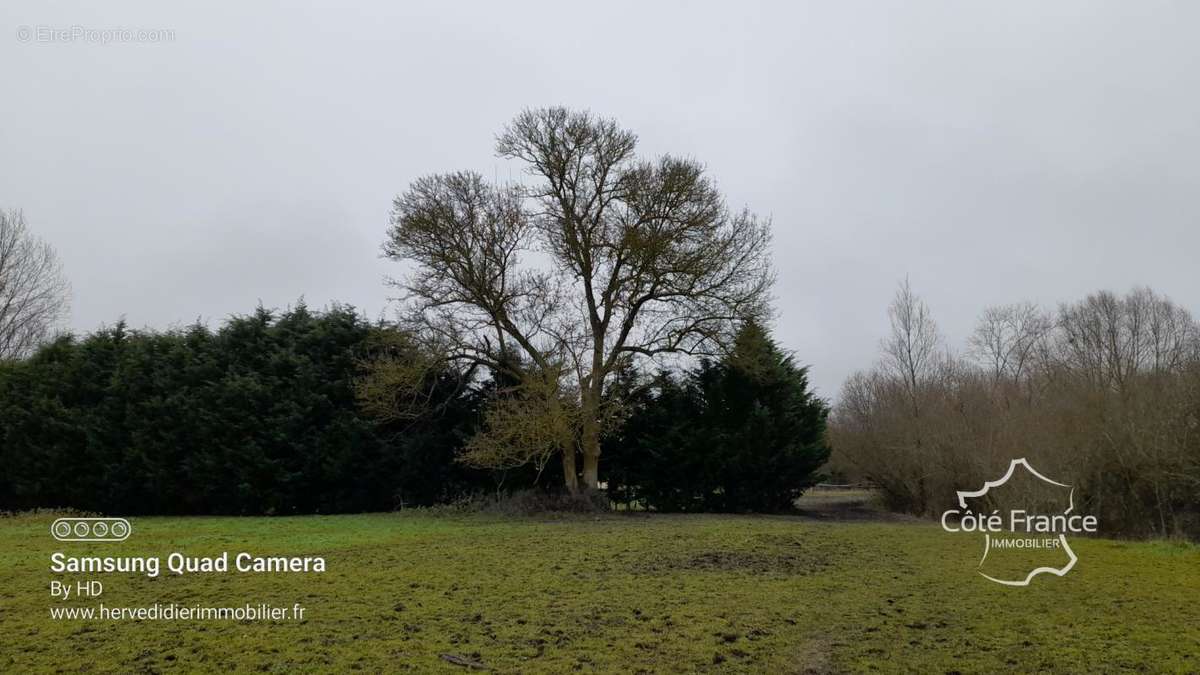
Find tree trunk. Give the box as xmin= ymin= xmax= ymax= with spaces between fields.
xmin=561 ymin=445 xmax=579 ymax=494
xmin=581 ymin=434 xmax=600 ymax=491
xmin=580 ymin=393 xmax=601 ymax=491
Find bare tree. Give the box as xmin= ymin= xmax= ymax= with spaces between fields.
xmin=379 ymin=108 xmax=774 ymax=492
xmin=833 ymin=285 xmax=1200 ymax=536
xmin=881 ymin=278 xmax=942 ymax=411
xmin=1055 ymin=287 xmax=1198 ymax=392
xmin=968 ymin=302 xmax=1053 ymax=384
xmin=0 ymin=210 xmax=70 ymax=360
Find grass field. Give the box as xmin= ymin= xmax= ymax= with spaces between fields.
xmin=1 ymin=501 xmax=1197 ymax=673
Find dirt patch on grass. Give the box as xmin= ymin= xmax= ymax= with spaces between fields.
xmin=786 ymin=636 xmax=833 ymax=675
xmin=632 ymin=534 xmax=844 ymax=576
xmin=685 ymin=550 xmax=821 ymax=574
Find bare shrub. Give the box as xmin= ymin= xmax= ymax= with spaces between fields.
xmin=831 ymin=283 xmax=1200 ymax=538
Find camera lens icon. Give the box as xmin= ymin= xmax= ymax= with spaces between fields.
xmin=51 ymin=518 xmax=132 ymax=542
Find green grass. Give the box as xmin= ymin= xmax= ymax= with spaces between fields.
xmin=1 ymin=508 xmax=1197 ymax=673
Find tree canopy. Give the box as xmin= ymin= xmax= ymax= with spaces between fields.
xmin=381 ymin=108 xmax=774 ymax=492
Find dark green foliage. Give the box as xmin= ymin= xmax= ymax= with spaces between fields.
xmin=0 ymin=303 xmax=496 ymax=515
xmin=604 ymin=321 xmax=831 ymax=512
xmin=0 ymin=309 xmax=831 ymax=515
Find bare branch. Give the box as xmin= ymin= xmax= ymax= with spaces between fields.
xmin=0 ymin=210 xmax=71 ymax=360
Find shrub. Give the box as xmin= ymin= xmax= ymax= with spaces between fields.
xmin=604 ymin=321 xmax=831 ymax=512
xmin=0 ymin=303 xmax=499 ymax=514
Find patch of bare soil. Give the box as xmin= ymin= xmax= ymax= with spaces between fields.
xmin=786 ymin=636 xmax=834 ymax=675
xmin=632 ymin=533 xmax=846 ymax=576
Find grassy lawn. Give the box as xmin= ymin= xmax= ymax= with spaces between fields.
xmin=1 ymin=506 xmax=1197 ymax=673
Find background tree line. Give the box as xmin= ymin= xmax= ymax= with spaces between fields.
xmin=0 ymin=303 xmax=828 ymax=515
xmin=0 ymin=304 xmax=504 ymax=514
xmin=831 ymin=282 xmax=1200 ymax=538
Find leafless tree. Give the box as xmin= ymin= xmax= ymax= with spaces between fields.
xmin=968 ymin=302 xmax=1053 ymax=384
xmin=377 ymin=108 xmax=774 ymax=492
xmin=0 ymin=210 xmax=70 ymax=360
xmin=1055 ymin=287 xmax=1198 ymax=392
xmin=881 ymin=279 xmax=942 ymax=413
xmin=832 ymin=285 xmax=1200 ymax=537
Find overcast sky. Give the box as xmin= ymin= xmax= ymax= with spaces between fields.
xmin=3 ymin=1 xmax=1198 ymax=397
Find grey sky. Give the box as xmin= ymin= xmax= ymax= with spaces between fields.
xmin=3 ymin=1 xmax=1198 ymax=397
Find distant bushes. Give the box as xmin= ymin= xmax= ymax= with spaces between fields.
xmin=605 ymin=322 xmax=831 ymax=512
xmin=0 ymin=304 xmax=501 ymax=515
xmin=831 ymin=285 xmax=1200 ymax=539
